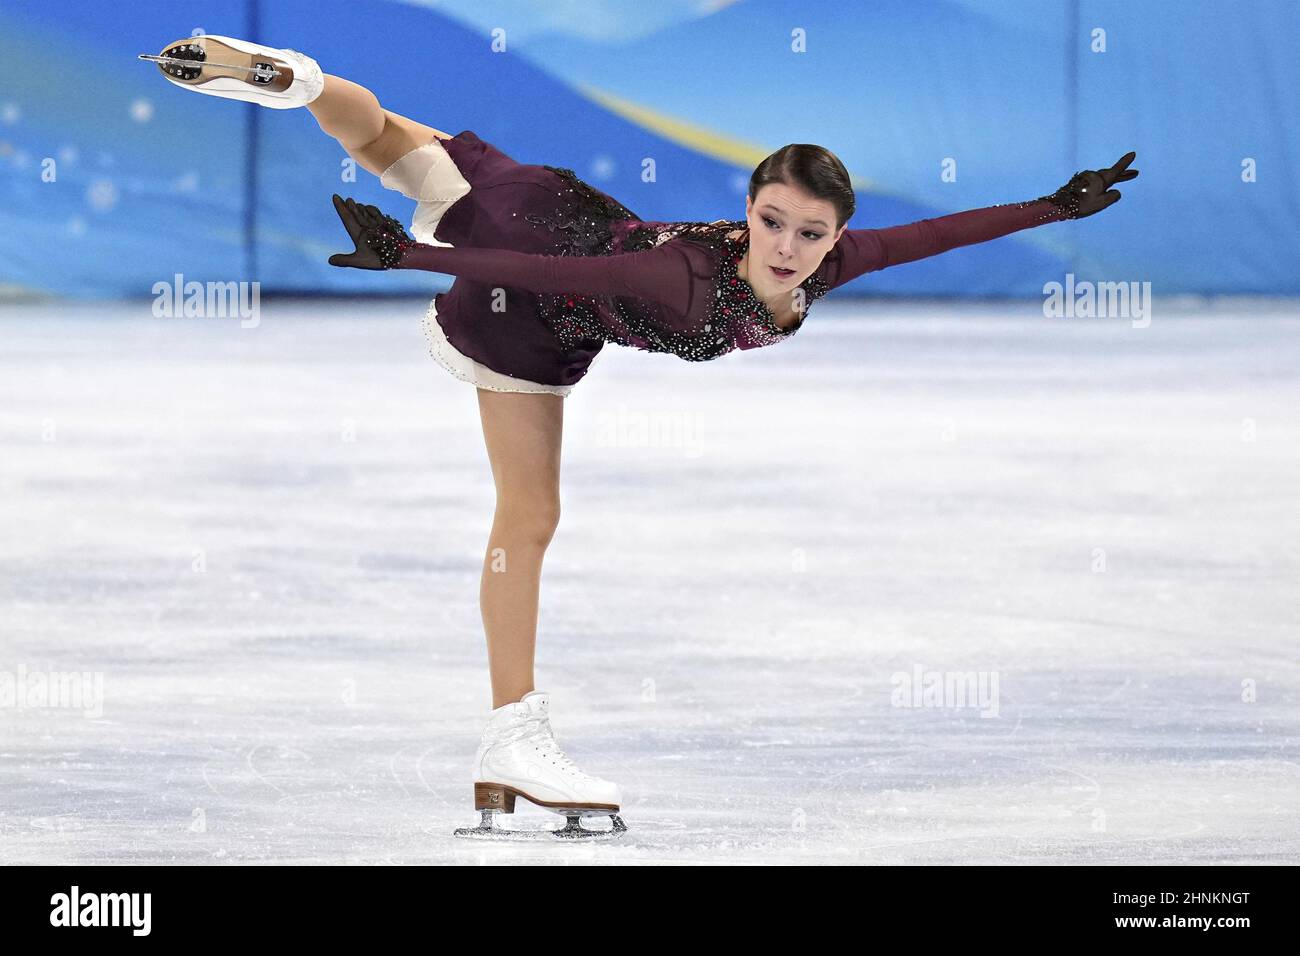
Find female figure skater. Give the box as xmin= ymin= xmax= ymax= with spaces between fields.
xmin=146 ymin=35 xmax=1138 ymax=841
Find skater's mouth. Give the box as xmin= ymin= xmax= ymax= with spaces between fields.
xmin=769 ymin=265 xmax=796 ymax=280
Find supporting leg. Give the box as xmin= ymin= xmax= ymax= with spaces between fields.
xmin=474 ymin=389 xmax=565 ymax=710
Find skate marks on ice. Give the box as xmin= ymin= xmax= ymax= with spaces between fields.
xmin=2 ymin=299 xmax=1299 ymax=863
xmin=777 ymin=670 xmax=1295 ymax=865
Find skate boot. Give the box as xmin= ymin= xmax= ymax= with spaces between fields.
xmin=140 ymin=35 xmax=324 ymax=109
xmin=453 ymin=690 xmax=627 ymax=841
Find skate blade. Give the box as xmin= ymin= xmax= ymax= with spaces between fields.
xmin=137 ymin=53 xmax=284 ymax=78
xmin=453 ymin=810 xmax=628 ymax=843
xmin=141 ymin=39 xmax=292 ymax=91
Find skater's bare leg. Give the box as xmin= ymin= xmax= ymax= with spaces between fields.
xmin=307 ymin=74 xmax=453 ymax=176
xmin=475 ymin=389 xmax=565 ymax=710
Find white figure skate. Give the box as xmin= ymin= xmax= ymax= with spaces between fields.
xmin=139 ymin=35 xmax=324 ymax=109
xmin=453 ymin=690 xmax=627 ymax=841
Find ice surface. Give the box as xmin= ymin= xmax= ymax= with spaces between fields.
xmin=1 ymin=296 xmax=1297 ymax=864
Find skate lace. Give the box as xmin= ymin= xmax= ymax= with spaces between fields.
xmin=521 ymin=716 xmax=589 ymax=779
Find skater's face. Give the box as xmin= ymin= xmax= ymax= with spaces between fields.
xmin=742 ymin=183 xmax=846 ymax=299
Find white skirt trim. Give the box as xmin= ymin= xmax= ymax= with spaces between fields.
xmin=422 ymin=298 xmax=574 ymax=396
xmin=382 ymin=140 xmax=575 ymax=396
xmin=379 ymin=138 xmax=472 ymax=247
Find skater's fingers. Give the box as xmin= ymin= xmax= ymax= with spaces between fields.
xmin=344 ymin=198 xmax=368 ymax=225
xmin=1101 ymin=152 xmax=1136 ymax=187
xmin=332 ymin=195 xmax=368 ymax=240
xmin=1115 ymin=168 xmax=1139 ymax=182
xmin=1103 ymin=152 xmax=1135 ymax=183
xmin=328 ymin=251 xmax=377 ymax=269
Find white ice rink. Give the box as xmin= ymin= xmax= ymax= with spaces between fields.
xmin=1 ymin=296 xmax=1297 ymax=865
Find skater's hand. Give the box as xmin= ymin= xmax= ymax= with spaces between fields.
xmin=1042 ymin=151 xmax=1140 ymax=219
xmin=328 ymin=194 xmax=415 ymax=270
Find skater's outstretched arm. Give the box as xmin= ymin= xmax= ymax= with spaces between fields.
xmin=327 ymin=195 xmax=695 ymax=312
xmin=827 ymin=152 xmax=1140 ymax=288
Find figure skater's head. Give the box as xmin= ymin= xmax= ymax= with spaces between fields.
xmin=741 ymin=144 xmax=853 ymax=299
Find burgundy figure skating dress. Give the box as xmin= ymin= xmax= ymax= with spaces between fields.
xmin=379 ymin=129 xmax=1074 ymax=396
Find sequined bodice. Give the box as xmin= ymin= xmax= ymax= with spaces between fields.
xmin=522 ymin=196 xmax=830 ymax=360
xmin=714 ymin=227 xmax=828 ymax=340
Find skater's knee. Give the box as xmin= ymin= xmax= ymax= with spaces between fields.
xmin=354 ymin=111 xmax=450 ymax=178
xmin=492 ymin=495 xmax=561 ymax=548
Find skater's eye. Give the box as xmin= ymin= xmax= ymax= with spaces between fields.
xmin=762 ymin=216 xmax=822 ymax=241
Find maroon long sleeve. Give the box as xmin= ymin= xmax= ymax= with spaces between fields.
xmin=395 ymin=197 xmax=1066 ymax=297
xmin=396 ymin=239 xmax=695 ymax=313
xmin=824 ymin=198 xmax=1068 ymax=287
xmin=390 ymin=196 xmax=1068 ymax=362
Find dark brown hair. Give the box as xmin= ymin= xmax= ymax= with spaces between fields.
xmin=748 ymin=144 xmax=855 ymax=231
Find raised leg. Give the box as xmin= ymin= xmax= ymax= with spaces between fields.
xmin=474 ymin=388 xmax=565 ymax=710
xmin=307 ymin=74 xmax=453 ymax=176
